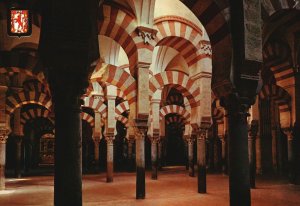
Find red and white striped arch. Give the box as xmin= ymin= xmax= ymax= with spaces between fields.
xmin=116 ymin=115 xmax=129 ymax=127
xmin=116 ymin=89 xmax=127 ymax=100
xmin=261 ymin=0 xmax=299 ymax=17
xmin=99 ymin=4 xmax=138 ymax=73
xmin=149 ymin=71 xmax=200 ymax=107
xmin=263 ymin=40 xmax=294 ymax=88
xmin=115 ymin=101 xmax=130 ymax=116
xmin=6 ymin=91 xmax=52 ymax=115
xmin=92 ymin=65 xmax=136 ymax=105
xmin=81 ymin=112 xmax=95 ymax=128
xmin=0 ymin=67 xmax=44 ymax=82
xmin=83 ymin=96 xmax=107 ymax=118
xmin=154 ymin=16 xmax=211 ymax=67
xmin=159 ymin=105 xmax=190 ymax=124
xmin=23 ymin=80 xmax=49 ymax=95
xmin=259 ymin=84 xmax=291 ymax=128
xmin=165 ymin=115 xmax=186 ymax=130
xmin=21 ymin=108 xmax=53 ymax=125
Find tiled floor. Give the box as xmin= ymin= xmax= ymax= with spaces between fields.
xmin=1 ymin=168 xmax=300 ymax=206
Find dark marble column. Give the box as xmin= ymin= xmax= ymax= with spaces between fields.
xmin=52 ymin=86 xmax=84 ymax=206
xmin=248 ymin=120 xmax=258 ymax=188
xmin=187 ymin=138 xmax=194 ymax=177
xmin=134 ymin=118 xmax=148 ymax=199
xmin=0 ymin=129 xmax=9 ymax=190
xmin=158 ymin=139 xmax=162 ymax=170
xmin=14 ymin=136 xmax=23 ymax=178
xmin=222 ymin=95 xmax=252 ymax=206
xmin=93 ymin=138 xmax=100 ymax=171
xmin=127 ymin=138 xmax=135 ymax=171
xmin=136 ymin=129 xmax=146 ymax=199
xmin=151 ymin=136 xmax=159 ymax=180
xmin=197 ymin=128 xmax=208 ymax=193
xmin=106 ymin=135 xmax=114 ymax=183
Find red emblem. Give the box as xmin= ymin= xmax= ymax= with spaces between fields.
xmin=8 ymin=9 xmax=32 ymax=37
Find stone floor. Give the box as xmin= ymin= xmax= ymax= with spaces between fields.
xmin=1 ymin=167 xmax=300 ymax=206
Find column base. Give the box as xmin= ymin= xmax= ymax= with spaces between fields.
xmin=106 ymin=177 xmax=113 ymax=183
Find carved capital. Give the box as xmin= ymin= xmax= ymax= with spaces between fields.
xmin=93 ymin=137 xmax=101 ymax=143
xmin=197 ymin=128 xmax=207 ymax=140
xmin=135 ymin=26 xmax=157 ymax=44
xmin=282 ymin=128 xmax=293 ymax=141
xmin=0 ymin=127 xmax=9 ymax=144
xmin=248 ymin=120 xmax=259 ymax=139
xmin=186 ymin=137 xmax=194 ymax=145
xmin=150 ymin=135 xmax=160 ymax=144
xmin=220 ymin=93 xmax=254 ymax=123
xmin=105 ymin=136 xmax=114 ymax=145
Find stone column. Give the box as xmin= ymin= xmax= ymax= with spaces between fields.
xmin=0 ymin=128 xmax=9 ymax=190
xmin=14 ymin=136 xmax=23 ymax=178
xmin=271 ymin=99 xmax=278 ymax=172
xmin=248 ymin=120 xmax=258 ymax=188
xmin=187 ymin=138 xmax=194 ymax=177
xmin=0 ymin=86 xmax=8 ymax=190
xmin=38 ymin=0 xmax=99 ymax=203
xmin=93 ymin=111 xmax=102 ymax=171
xmin=52 ymin=88 xmax=83 ymax=206
xmin=158 ymin=139 xmax=162 ymax=170
xmin=93 ymin=138 xmax=100 ymax=171
xmin=222 ymin=95 xmax=252 ymax=206
xmin=197 ymin=128 xmax=207 ymax=193
xmin=220 ymin=136 xmax=226 ymax=174
xmin=13 ymin=107 xmax=23 ymax=178
xmin=106 ymin=135 xmax=114 ymax=182
xmin=135 ymin=123 xmax=147 ymax=199
xmin=256 ymin=135 xmax=262 ymax=174
xmin=283 ymin=129 xmax=294 ymax=183
xmin=151 ymin=135 xmax=159 ymax=180
xmin=127 ymin=138 xmax=135 ymax=171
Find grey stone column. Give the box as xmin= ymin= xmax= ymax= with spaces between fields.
xmin=127 ymin=138 xmax=135 ymax=171
xmin=197 ymin=128 xmax=207 ymax=193
xmin=283 ymin=129 xmax=294 ymax=183
xmin=158 ymin=139 xmax=162 ymax=170
xmin=222 ymin=95 xmax=252 ymax=206
xmin=136 ymin=129 xmax=146 ymax=199
xmin=151 ymin=136 xmax=159 ymax=180
xmin=187 ymin=138 xmax=194 ymax=177
xmin=14 ymin=136 xmax=23 ymax=178
xmin=248 ymin=120 xmax=258 ymax=188
xmin=106 ymin=136 xmax=114 ymax=183
xmin=0 ymin=129 xmax=9 ymax=190
xmin=94 ymin=138 xmax=100 ymax=171
xmin=220 ymin=136 xmax=227 ymax=174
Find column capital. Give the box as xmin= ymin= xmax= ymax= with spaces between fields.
xmin=0 ymin=127 xmax=9 ymax=144
xmin=248 ymin=120 xmax=259 ymax=139
xmin=186 ymin=137 xmax=194 ymax=144
xmin=197 ymin=128 xmax=207 ymax=140
xmin=149 ymin=134 xmax=160 ymax=144
xmin=93 ymin=137 xmax=101 ymax=143
xmin=105 ymin=135 xmax=115 ymax=144
xmin=134 ymin=118 xmax=148 ymax=134
xmin=220 ymin=93 xmax=255 ymax=122
xmin=282 ymin=128 xmax=293 ymax=141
